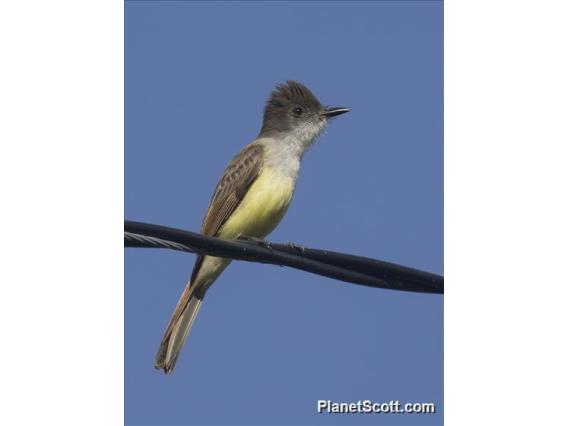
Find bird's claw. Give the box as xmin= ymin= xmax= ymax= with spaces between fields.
xmin=257 ymin=239 xmax=272 ymax=251
xmin=239 ymin=236 xmax=273 ymax=252
xmin=288 ymin=242 xmax=306 ymax=254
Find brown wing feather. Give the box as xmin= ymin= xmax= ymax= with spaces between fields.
xmin=190 ymin=143 xmax=264 ymax=284
xmin=155 ymin=143 xmax=264 ymax=371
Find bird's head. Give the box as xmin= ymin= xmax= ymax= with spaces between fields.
xmin=260 ymin=81 xmax=349 ymax=149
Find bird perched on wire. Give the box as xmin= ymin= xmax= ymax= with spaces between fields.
xmin=155 ymin=81 xmax=350 ymax=373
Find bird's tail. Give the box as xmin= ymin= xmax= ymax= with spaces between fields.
xmin=155 ymin=282 xmax=205 ymax=374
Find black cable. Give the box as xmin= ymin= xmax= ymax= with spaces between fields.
xmin=125 ymin=220 xmax=443 ymax=294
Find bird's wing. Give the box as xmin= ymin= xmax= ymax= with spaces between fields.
xmin=156 ymin=143 xmax=264 ymax=373
xmin=190 ymin=143 xmax=264 ymax=284
xmin=201 ymin=143 xmax=264 ymax=236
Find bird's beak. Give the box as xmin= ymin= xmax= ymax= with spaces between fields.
xmin=322 ymin=106 xmax=351 ymax=118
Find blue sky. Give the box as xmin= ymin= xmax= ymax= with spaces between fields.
xmin=125 ymin=1 xmax=443 ymax=425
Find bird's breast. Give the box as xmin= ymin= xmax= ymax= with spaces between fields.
xmin=218 ymin=165 xmax=296 ymax=239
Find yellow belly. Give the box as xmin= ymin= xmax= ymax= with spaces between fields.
xmin=217 ymin=166 xmax=295 ymax=240
xmin=193 ymin=166 xmax=295 ymax=288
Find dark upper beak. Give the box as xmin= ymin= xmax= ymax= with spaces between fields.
xmin=323 ymin=106 xmax=351 ymax=118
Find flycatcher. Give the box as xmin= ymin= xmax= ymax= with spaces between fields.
xmin=155 ymin=81 xmax=350 ymax=373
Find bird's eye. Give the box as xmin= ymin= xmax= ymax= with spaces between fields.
xmin=293 ymin=107 xmax=303 ymax=116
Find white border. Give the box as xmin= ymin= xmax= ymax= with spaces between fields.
xmin=446 ymin=0 xmax=568 ymax=424
xmin=0 ymin=1 xmax=123 ymax=424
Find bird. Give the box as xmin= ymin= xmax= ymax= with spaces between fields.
xmin=155 ymin=80 xmax=350 ymax=373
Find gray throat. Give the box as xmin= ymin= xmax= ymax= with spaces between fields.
xmin=258 ymin=134 xmax=306 ymax=181
xmin=258 ymin=117 xmax=327 ymax=179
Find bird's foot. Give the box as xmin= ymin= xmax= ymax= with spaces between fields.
xmin=239 ymin=236 xmax=273 ymax=252
xmin=288 ymin=242 xmax=306 ymax=254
